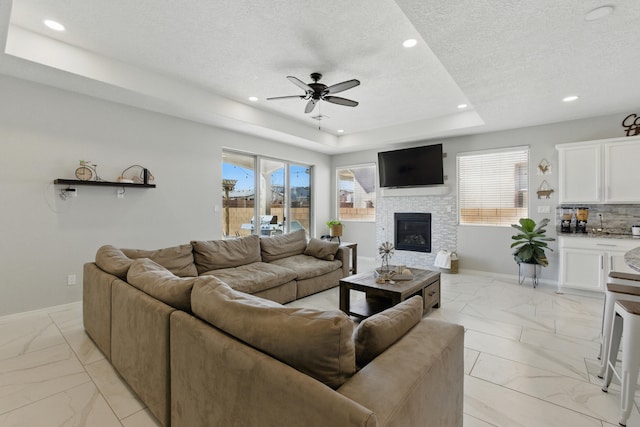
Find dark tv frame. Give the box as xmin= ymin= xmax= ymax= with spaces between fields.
xmin=378 ymin=144 xmax=444 ymax=188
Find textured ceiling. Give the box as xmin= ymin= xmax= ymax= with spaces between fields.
xmin=2 ymin=0 xmax=639 ymax=153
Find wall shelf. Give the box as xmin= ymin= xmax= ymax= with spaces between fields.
xmin=53 ymin=179 xmax=156 ymax=188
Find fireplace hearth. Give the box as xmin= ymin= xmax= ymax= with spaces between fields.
xmin=394 ymin=213 xmax=431 ymax=253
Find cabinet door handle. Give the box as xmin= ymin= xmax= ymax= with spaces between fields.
xmin=610 ymin=255 xmax=613 ymax=270
xmin=601 ymin=256 xmax=604 ymax=270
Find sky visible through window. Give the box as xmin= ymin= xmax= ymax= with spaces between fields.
xmin=223 ymin=163 xmax=309 ymax=190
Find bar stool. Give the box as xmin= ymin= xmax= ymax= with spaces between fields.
xmin=602 ymin=300 xmax=640 ymax=427
xmin=597 ymin=272 xmax=640 ymax=365
xmin=598 ymin=282 xmax=640 ymax=378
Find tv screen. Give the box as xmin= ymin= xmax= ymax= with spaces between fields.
xmin=378 ymin=144 xmax=444 ymax=188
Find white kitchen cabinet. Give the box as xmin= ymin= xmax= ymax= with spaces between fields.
xmin=557 ymin=136 xmax=640 ymax=204
xmin=559 ymin=237 xmax=640 ymax=292
xmin=604 ymin=140 xmax=640 ymax=203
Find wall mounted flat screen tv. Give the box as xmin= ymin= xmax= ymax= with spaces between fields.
xmin=378 ymin=144 xmax=444 ymax=188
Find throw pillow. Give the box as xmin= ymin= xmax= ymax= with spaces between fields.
xmin=191 ymin=234 xmax=261 ymax=274
xmin=127 ymin=258 xmax=198 ymax=312
xmin=191 ymin=276 xmax=356 ymax=389
xmin=259 ymin=229 xmax=307 ymax=262
xmin=121 ymin=244 xmax=198 ymax=277
xmin=353 ymin=296 xmax=423 ymax=366
xmin=95 ymin=245 xmax=133 ymax=280
xmin=304 ymin=238 xmax=340 ymax=261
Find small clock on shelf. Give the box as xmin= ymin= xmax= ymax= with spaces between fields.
xmin=75 ymin=160 xmax=99 ymax=181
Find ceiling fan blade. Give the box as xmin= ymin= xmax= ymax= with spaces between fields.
xmin=287 ymin=76 xmax=313 ymax=93
xmin=304 ymin=99 xmax=317 ymax=113
xmin=325 ymin=79 xmax=360 ymax=95
xmin=266 ymin=95 xmax=305 ymax=101
xmin=324 ymin=96 xmax=359 ymax=107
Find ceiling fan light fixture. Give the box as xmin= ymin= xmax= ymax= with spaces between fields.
xmin=402 ymin=38 xmax=417 ymax=48
xmin=44 ymin=19 xmax=65 ymax=31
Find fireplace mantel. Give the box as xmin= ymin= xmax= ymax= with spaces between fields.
xmin=381 ymin=186 xmax=449 ymax=198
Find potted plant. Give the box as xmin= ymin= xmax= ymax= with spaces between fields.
xmin=326 ymin=220 xmax=343 ymax=238
xmin=511 ymin=218 xmax=555 ymax=284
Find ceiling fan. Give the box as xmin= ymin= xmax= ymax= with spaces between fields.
xmin=267 ymin=73 xmax=360 ymax=114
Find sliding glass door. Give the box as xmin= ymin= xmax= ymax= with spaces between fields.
xmin=222 ymin=150 xmax=312 ymax=238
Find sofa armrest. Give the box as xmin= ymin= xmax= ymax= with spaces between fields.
xmin=170 ymin=311 xmax=377 ymax=427
xmin=111 ymin=281 xmax=175 ymax=427
xmin=83 ymin=262 xmax=117 ymax=360
xmin=335 ymin=246 xmax=350 ymax=277
xmin=338 ymin=319 xmax=464 ymax=427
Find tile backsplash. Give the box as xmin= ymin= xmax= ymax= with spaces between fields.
xmin=556 ymin=204 xmax=640 ymax=234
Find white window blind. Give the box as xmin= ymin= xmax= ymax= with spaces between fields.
xmin=457 ymin=147 xmax=529 ymax=226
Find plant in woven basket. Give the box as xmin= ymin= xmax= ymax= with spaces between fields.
xmin=378 ymin=241 xmax=395 ymax=272
xmin=510 ymin=218 xmax=555 ymax=267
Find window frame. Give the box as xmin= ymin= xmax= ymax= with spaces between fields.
xmin=457 ymin=146 xmax=530 ymax=227
xmin=335 ymin=163 xmax=377 ymax=223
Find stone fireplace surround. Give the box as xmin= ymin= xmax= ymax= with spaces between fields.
xmin=376 ymin=192 xmax=457 ymax=269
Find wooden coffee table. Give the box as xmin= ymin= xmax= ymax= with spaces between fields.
xmin=339 ymin=267 xmax=441 ymax=319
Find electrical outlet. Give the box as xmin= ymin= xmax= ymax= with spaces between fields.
xmin=537 ymin=205 xmax=551 ymax=214
xmin=117 ymin=189 xmax=124 ymax=199
xmin=67 ymin=274 xmax=77 ymax=286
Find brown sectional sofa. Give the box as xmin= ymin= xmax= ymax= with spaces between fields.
xmin=82 ymin=230 xmax=464 ymax=427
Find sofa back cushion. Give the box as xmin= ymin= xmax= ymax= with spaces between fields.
xmin=191 ymin=276 xmax=355 ymax=388
xmin=304 ymin=238 xmax=340 ymax=261
xmin=95 ymin=245 xmax=133 ymax=280
xmin=127 ymin=258 xmax=197 ymax=312
xmin=353 ymin=296 xmax=423 ymax=366
xmin=260 ymin=229 xmax=307 ymax=262
xmin=191 ymin=234 xmax=261 ymax=274
xmin=121 ymin=244 xmax=198 ymax=277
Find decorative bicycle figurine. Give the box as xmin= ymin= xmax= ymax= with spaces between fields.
xmin=75 ymin=160 xmax=102 ymax=181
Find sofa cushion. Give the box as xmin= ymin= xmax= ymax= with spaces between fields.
xmin=260 ymin=229 xmax=307 ymax=262
xmin=191 ymin=277 xmax=356 ymax=389
xmin=95 ymin=245 xmax=132 ymax=280
xmin=200 ymin=262 xmax=297 ymax=294
xmin=127 ymin=258 xmax=197 ymax=312
xmin=270 ymin=254 xmax=342 ymax=280
xmin=191 ymin=235 xmax=261 ymax=274
xmin=121 ymin=244 xmax=198 ymax=277
xmin=353 ymin=296 xmax=423 ymax=366
xmin=304 ymin=238 xmax=340 ymax=261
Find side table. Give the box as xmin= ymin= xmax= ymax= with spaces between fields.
xmin=339 ymin=242 xmax=357 ymax=274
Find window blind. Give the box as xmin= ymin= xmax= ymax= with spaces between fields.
xmin=457 ymin=147 xmax=529 ymax=226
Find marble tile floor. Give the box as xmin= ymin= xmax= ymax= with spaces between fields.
xmin=1 ymin=266 xmax=638 ymax=426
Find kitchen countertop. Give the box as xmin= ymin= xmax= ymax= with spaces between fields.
xmin=558 ymin=231 xmax=640 ymax=240
xmin=625 ymin=246 xmax=640 ymax=272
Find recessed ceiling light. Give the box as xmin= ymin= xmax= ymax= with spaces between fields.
xmin=337 ymin=129 xmax=345 ymax=133
xmin=585 ymin=5 xmax=614 ymax=21
xmin=563 ymin=95 xmax=579 ymax=102
xmin=402 ymin=39 xmax=417 ymax=48
xmin=457 ymin=104 xmax=468 ymax=109
xmin=248 ymin=96 xmax=258 ymax=102
xmin=43 ymin=19 xmax=65 ymax=31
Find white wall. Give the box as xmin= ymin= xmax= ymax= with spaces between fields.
xmin=0 ymin=75 xmax=332 ymax=316
xmin=332 ymin=113 xmax=627 ymax=281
